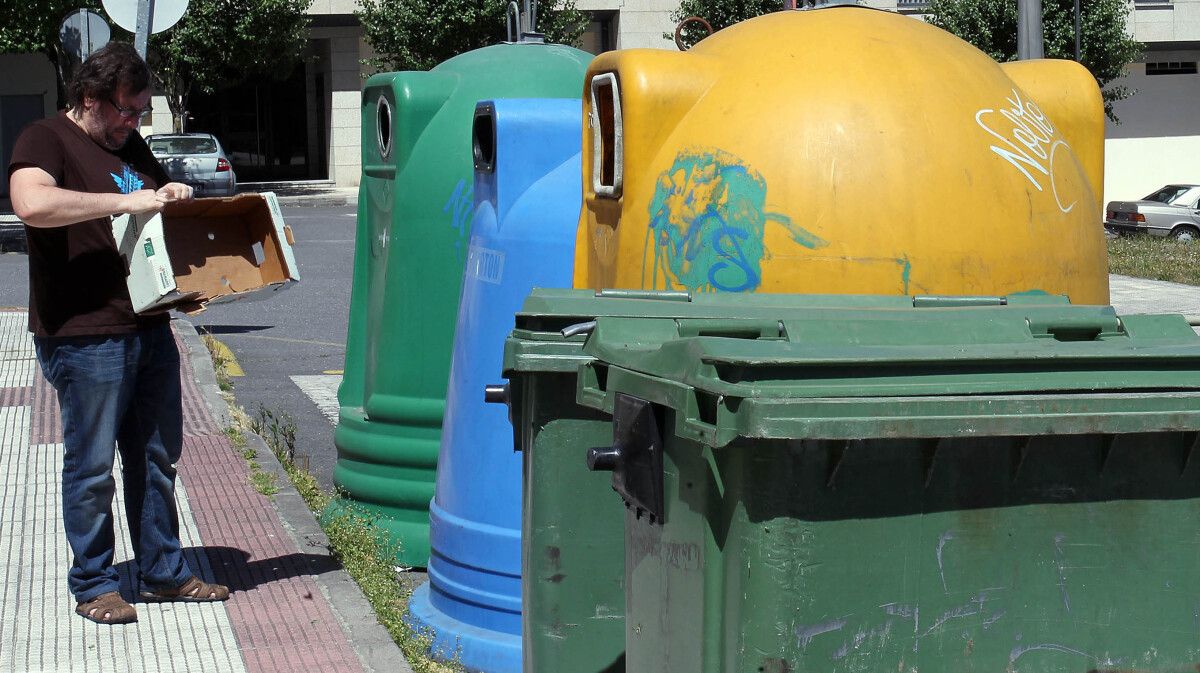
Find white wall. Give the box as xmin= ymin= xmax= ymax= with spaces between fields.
xmin=1129 ymin=0 xmax=1200 ymax=43
xmin=1103 ymin=58 xmax=1200 ymax=203
xmin=1105 ymin=135 xmax=1200 ymax=203
xmin=576 ymin=0 xmax=676 ymax=49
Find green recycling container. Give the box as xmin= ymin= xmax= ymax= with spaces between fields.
xmin=504 ymin=289 xmax=1068 ymax=673
xmin=335 ymin=44 xmax=590 ymax=567
xmin=573 ymin=298 xmax=1200 ymax=673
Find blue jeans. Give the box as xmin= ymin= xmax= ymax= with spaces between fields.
xmin=35 ymin=324 xmax=193 ymax=602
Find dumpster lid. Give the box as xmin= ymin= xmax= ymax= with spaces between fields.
xmin=570 ymin=300 xmax=1200 ymax=445
xmin=504 ymin=289 xmax=1067 ymax=374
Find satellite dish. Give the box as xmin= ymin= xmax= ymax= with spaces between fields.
xmin=101 ymin=0 xmax=188 ymax=34
xmin=59 ymin=9 xmax=112 ymax=62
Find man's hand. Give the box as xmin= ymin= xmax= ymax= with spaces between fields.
xmin=157 ymin=182 xmax=194 ymax=203
xmin=121 ymin=189 xmax=168 ymax=215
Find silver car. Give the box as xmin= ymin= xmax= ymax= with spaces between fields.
xmin=146 ymin=133 xmax=237 ymax=197
xmin=1105 ymin=184 xmax=1200 ymax=242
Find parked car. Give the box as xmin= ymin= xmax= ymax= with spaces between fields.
xmin=146 ymin=133 xmax=237 ymax=197
xmin=1105 ymin=184 xmax=1200 ymax=242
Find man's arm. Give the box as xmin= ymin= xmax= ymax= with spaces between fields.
xmin=9 ymin=165 xmax=190 ymax=228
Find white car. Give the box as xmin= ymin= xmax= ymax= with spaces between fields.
xmin=146 ymin=133 xmax=237 ymax=197
xmin=1105 ymin=184 xmax=1200 ymax=242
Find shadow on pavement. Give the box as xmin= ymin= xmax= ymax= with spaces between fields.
xmin=114 ymin=545 xmax=342 ymax=599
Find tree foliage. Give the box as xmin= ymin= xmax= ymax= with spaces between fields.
xmin=149 ymin=0 xmax=312 ymax=132
xmin=0 ymin=0 xmax=309 ymax=128
xmin=927 ymin=0 xmax=1142 ymax=120
xmin=0 ymin=0 xmax=102 ymax=109
xmin=669 ymin=0 xmax=782 ymax=49
xmin=357 ymin=0 xmax=588 ymax=72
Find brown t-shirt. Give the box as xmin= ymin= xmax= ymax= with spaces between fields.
xmin=8 ymin=112 xmax=171 ymax=337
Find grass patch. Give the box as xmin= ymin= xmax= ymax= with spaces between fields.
xmin=320 ymin=502 xmax=462 ymax=673
xmin=1108 ymin=235 xmax=1200 ymax=286
xmin=249 ymin=470 xmax=279 ymax=496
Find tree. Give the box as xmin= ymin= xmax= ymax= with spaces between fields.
xmin=148 ymin=0 xmax=312 ymax=132
xmin=926 ymin=0 xmax=1142 ymax=121
xmin=668 ymin=0 xmax=781 ymax=49
xmin=357 ymin=0 xmax=588 ymax=72
xmin=0 ymin=0 xmax=102 ymax=110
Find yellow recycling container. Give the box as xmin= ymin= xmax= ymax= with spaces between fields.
xmin=574 ymin=6 xmax=1108 ymax=304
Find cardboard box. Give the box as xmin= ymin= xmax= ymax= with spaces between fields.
xmin=112 ymin=192 xmax=299 ymax=314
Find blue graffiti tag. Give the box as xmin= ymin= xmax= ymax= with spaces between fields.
xmin=644 ymin=148 xmax=827 ymax=293
xmin=444 ymin=177 xmax=475 ymax=257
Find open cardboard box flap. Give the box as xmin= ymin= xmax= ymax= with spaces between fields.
xmin=114 ymin=192 xmax=299 ymax=315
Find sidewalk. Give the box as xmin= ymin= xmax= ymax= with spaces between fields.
xmin=0 ymin=312 xmax=409 ymax=673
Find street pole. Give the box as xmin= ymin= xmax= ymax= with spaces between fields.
xmin=1017 ymin=0 xmax=1044 ymax=60
xmin=134 ymin=0 xmax=154 ymax=59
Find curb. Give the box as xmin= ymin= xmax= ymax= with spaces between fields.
xmin=174 ymin=318 xmax=414 ymax=673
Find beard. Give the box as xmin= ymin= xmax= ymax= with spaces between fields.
xmin=102 ymin=125 xmax=132 ymax=150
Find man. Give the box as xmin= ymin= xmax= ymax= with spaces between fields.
xmin=8 ymin=42 xmax=230 ymax=625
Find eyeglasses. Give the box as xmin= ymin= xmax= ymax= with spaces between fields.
xmin=108 ymin=98 xmax=153 ymax=121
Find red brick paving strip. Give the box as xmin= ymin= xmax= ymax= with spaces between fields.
xmin=29 ymin=370 xmax=60 ymax=445
xmin=176 ymin=332 xmax=221 ymax=437
xmin=173 ymin=332 xmax=367 ymax=672
xmin=0 ymin=386 xmax=31 ymax=408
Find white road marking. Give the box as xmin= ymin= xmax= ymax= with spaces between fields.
xmin=291 ymin=375 xmax=342 ymax=426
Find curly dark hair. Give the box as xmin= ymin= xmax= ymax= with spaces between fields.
xmin=66 ymin=42 xmax=151 ymax=110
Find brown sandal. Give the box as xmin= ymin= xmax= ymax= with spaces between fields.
xmin=140 ymin=576 xmax=230 ymax=603
xmin=76 ymin=592 xmax=138 ymax=624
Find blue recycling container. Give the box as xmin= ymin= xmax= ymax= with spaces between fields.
xmin=406 ymin=98 xmax=584 ymax=673
xmin=334 ymin=44 xmax=590 ymax=569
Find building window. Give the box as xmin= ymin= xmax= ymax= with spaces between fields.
xmin=1146 ymin=61 xmax=1198 ymax=75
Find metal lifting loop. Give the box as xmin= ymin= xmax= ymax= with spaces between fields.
xmin=524 ymin=0 xmax=537 ymax=33
xmin=506 ymin=1 xmax=520 ymax=42
xmin=674 ymin=16 xmax=714 ymax=51
xmin=507 ymin=0 xmax=541 ymax=43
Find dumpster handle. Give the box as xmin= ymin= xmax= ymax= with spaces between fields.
xmin=561 ymin=320 xmax=598 ymax=338
xmin=595 ymin=289 xmax=692 ymax=302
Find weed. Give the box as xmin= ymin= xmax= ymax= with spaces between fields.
xmin=201 ymin=334 xmax=235 ymax=392
xmin=1108 ymin=235 xmax=1200 ymax=286
xmin=251 ymin=403 xmax=297 ymax=464
xmin=223 ymin=426 xmax=247 ymax=451
xmin=320 ymin=500 xmax=464 ymax=672
xmin=250 ymin=470 xmax=279 ymax=496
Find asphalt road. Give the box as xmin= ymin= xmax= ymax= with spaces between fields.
xmin=188 ymin=203 xmax=354 ymax=489
xmin=0 ymin=202 xmax=355 ymax=490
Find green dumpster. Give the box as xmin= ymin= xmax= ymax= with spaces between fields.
xmin=574 ymin=299 xmax=1200 ymax=673
xmin=334 ymin=43 xmax=590 ymax=567
xmin=503 ymin=289 xmax=1079 ymax=673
